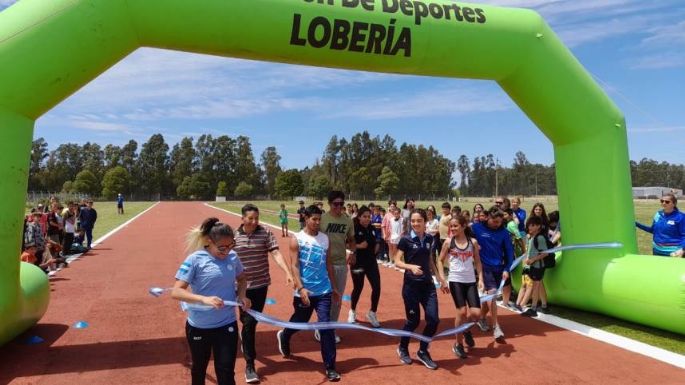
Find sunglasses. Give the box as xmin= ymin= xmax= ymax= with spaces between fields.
xmin=216 ymin=241 xmax=235 ymax=253
xmin=330 ymin=201 xmax=345 ymax=207
xmin=660 ymin=200 xmax=672 ymax=204
xmin=495 ymin=201 xmax=503 ymax=205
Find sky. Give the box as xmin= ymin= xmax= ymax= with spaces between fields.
xmin=1 ymin=0 xmax=684 ymax=170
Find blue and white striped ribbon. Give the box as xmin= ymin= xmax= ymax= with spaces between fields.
xmin=153 ymin=241 xmax=621 ymax=343
xmin=478 ymin=241 xmax=622 ymax=302
xmin=179 ymin=299 xmax=473 ymax=343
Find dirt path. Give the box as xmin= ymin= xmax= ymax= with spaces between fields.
xmin=1 ymin=202 xmax=682 ymax=385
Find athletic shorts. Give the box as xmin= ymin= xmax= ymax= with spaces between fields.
xmin=449 ymin=281 xmax=481 ymax=309
xmin=528 ymin=266 xmax=545 ymax=281
xmin=482 ymin=264 xmax=505 ymax=291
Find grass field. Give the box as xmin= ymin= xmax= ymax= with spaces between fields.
xmin=89 ymin=202 xmax=156 ymax=240
xmin=210 ymin=197 xmax=685 ymax=354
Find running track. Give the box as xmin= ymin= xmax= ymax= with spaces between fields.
xmin=1 ymin=202 xmax=682 ymax=385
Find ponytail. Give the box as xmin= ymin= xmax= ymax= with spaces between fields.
xmin=186 ymin=217 xmax=235 ymax=253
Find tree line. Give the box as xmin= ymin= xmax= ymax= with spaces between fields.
xmin=28 ymin=132 xmax=684 ymax=200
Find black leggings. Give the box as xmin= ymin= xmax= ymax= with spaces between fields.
xmin=239 ymin=286 xmax=268 ymax=366
xmin=185 ymin=321 xmax=239 ymax=385
xmin=350 ymin=262 xmax=381 ymax=312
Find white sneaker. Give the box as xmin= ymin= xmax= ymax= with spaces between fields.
xmin=347 ymin=309 xmax=357 ymax=323
xmin=366 ymin=311 xmax=381 ymax=328
xmin=493 ymin=324 xmax=505 ymax=343
xmin=335 ymin=334 xmax=341 ymax=344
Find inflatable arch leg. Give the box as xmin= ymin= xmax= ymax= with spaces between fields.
xmin=0 ymin=0 xmax=683 ymax=345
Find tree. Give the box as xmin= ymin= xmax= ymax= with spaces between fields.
xmin=72 ymin=169 xmax=100 ymax=196
xmin=260 ymin=146 xmax=282 ymax=197
xmin=374 ymin=166 xmax=399 ymax=199
xmin=216 ymin=181 xmax=228 ymax=197
xmin=308 ymin=175 xmax=330 ymax=200
xmin=62 ymin=180 xmax=73 ymax=193
xmin=137 ymin=134 xmax=169 ymax=199
xmin=101 ymin=166 xmax=130 ymax=199
xmin=275 ymin=169 xmax=305 ymax=199
xmin=169 ymin=137 xmax=196 ymax=188
xmin=29 ymin=138 xmax=49 ymax=191
xmin=457 ymin=155 xmax=470 ymax=195
xmin=234 ymin=181 xmax=254 ymax=199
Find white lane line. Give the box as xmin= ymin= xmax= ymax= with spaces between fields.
xmin=64 ymin=202 xmax=160 ymax=264
xmin=208 ymin=202 xmax=685 ymax=369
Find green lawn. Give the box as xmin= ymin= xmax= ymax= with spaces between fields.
xmin=210 ymin=197 xmax=684 ymax=355
xmin=90 ymin=202 xmax=156 ymax=240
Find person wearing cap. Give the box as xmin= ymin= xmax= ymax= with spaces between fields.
xmin=79 ymin=200 xmax=98 ymax=250
xmin=297 ymin=200 xmax=306 ymax=230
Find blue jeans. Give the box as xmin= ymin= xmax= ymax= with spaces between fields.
xmin=82 ymin=225 xmax=94 ymax=248
xmin=400 ymin=280 xmax=439 ymax=352
xmin=282 ymin=293 xmax=336 ymax=370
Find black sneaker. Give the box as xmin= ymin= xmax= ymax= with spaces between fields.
xmin=538 ymin=305 xmax=550 ymax=314
xmin=397 ymin=347 xmax=412 ymax=365
xmin=326 ymin=369 xmax=341 ymax=382
xmin=521 ymin=308 xmax=538 ymax=317
xmin=276 ymin=330 xmax=290 ymax=357
xmin=452 ymin=343 xmax=467 ymax=359
xmin=417 ymin=350 xmax=438 ymax=370
xmin=463 ymin=330 xmax=475 ymax=348
xmin=245 ymin=365 xmax=259 ymax=384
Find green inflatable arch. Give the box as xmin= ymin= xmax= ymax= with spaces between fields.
xmin=1 ymin=0 xmax=683 ymax=345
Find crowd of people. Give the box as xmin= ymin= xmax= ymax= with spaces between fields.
xmin=21 ymin=196 xmax=98 ymax=276
xmin=173 ymin=192 xmax=576 ymax=384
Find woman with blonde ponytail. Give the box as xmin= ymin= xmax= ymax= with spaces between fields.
xmin=172 ymin=217 xmax=251 ymax=385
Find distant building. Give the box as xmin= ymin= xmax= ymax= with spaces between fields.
xmin=632 ymin=186 xmax=682 ymax=199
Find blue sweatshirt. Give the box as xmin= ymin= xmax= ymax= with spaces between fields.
xmin=636 ymin=207 xmax=685 ymax=255
xmin=472 ymin=222 xmax=514 ymax=271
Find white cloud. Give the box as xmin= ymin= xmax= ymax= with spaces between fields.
xmin=325 ymin=85 xmax=512 ymax=120
xmin=628 ymin=125 xmax=685 ymax=133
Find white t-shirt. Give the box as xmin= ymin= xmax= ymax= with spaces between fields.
xmin=390 ymin=217 xmax=403 ymax=244
xmin=426 ymin=219 xmax=439 ymax=236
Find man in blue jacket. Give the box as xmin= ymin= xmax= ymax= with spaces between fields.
xmin=78 ymin=199 xmax=98 ymax=250
xmin=472 ymin=206 xmax=514 ymax=343
xmin=636 ymin=193 xmax=685 ymax=257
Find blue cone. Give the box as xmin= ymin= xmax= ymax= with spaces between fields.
xmin=25 ymin=335 xmax=44 ymax=344
xmin=342 ymin=294 xmax=351 ymax=302
xmin=265 ymin=298 xmax=277 ymax=305
xmin=73 ymin=321 xmax=89 ymax=329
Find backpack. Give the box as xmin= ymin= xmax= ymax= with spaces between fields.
xmin=533 ymin=234 xmax=556 ymax=268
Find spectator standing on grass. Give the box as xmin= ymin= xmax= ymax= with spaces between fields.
xmin=276 ymin=205 xmax=341 ymax=382
xmin=172 ymin=217 xmax=251 ymax=385
xmin=511 ymin=197 xmax=527 ymax=236
xmin=24 ymin=211 xmax=45 ymax=265
xmin=297 ymin=200 xmax=306 ymax=230
xmin=401 ymin=198 xmax=415 ymax=234
xmin=117 ymin=193 xmax=125 ymax=215
xmin=319 ymin=191 xmax=356 ymax=344
xmin=437 ymin=202 xmax=452 ymax=256
xmin=636 ymin=193 xmax=685 ymax=257
xmin=78 ymin=199 xmax=97 ymax=250
xmin=381 ymin=200 xmax=398 ymax=266
xmin=233 ymin=204 xmax=294 ymax=383
xmin=61 ymin=202 xmax=77 ymax=256
xmin=47 ymin=202 xmax=62 ymax=244
xmin=278 ymin=203 xmax=289 ymax=237
xmin=471 ymin=204 xmax=484 ymax=225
